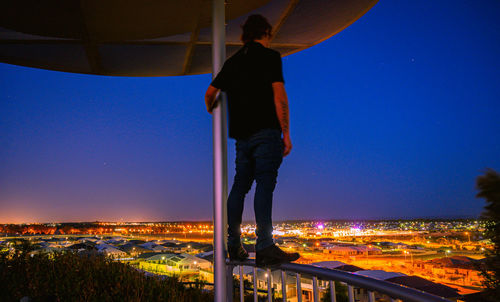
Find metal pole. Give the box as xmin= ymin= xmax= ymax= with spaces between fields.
xmin=212 ymin=0 xmax=228 ymax=301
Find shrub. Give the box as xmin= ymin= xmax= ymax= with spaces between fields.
xmin=0 ymin=244 xmax=212 ymax=302
xmin=476 ymin=168 xmax=500 ymax=301
xmin=321 ymin=281 xmax=348 ymax=302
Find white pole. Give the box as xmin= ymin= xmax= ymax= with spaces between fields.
xmin=212 ymin=0 xmax=228 ymax=301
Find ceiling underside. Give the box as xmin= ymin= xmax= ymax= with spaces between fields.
xmin=0 ymin=0 xmax=378 ymax=76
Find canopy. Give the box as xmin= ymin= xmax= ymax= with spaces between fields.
xmin=0 ymin=0 xmax=378 ymax=76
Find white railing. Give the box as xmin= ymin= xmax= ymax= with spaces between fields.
xmin=227 ymin=259 xmax=452 ymax=302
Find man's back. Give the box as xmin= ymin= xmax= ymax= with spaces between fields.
xmin=205 ymin=13 xmax=299 ymax=265
xmin=211 ymin=41 xmax=283 ymax=139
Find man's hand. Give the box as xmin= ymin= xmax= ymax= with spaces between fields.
xmin=282 ymin=134 xmax=292 ymax=157
xmin=207 ymin=98 xmax=218 ymax=114
xmin=205 ymin=85 xmax=220 ymax=114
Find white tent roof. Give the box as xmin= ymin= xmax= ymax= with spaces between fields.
xmin=0 ymin=0 xmax=378 ymax=76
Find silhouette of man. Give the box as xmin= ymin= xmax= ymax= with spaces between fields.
xmin=205 ymin=14 xmax=299 ymax=266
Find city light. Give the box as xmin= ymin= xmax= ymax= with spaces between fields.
xmin=0 ymin=218 xmax=488 ymax=297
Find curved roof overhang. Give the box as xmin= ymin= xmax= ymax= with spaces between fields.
xmin=0 ymin=0 xmax=378 ymax=76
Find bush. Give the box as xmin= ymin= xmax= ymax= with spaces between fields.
xmin=321 ymin=281 xmax=348 ymax=302
xmin=0 ymin=244 xmax=213 ymax=302
xmin=476 ymin=168 xmax=500 ymax=301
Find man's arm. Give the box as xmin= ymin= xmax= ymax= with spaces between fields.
xmin=205 ymin=85 xmax=220 ymax=114
xmin=272 ymin=82 xmax=292 ymax=157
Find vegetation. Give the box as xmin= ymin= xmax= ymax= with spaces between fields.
xmin=476 ymin=168 xmax=500 ymax=300
xmin=0 ymin=241 xmax=213 ymax=302
xmin=321 ymin=281 xmax=348 ymax=302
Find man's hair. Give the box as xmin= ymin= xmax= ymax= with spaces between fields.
xmin=241 ymin=14 xmax=272 ymax=44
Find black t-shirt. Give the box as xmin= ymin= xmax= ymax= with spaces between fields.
xmin=211 ymin=41 xmax=284 ymax=139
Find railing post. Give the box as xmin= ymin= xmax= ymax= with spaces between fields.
xmin=267 ymin=268 xmax=273 ymax=302
xmin=253 ymin=267 xmax=258 ymax=302
xmin=281 ymin=270 xmax=287 ymax=302
xmin=368 ymin=290 xmax=375 ymax=302
xmin=211 ymin=0 xmax=228 ymax=301
xmin=296 ymin=273 xmax=302 ymax=302
xmin=239 ymin=265 xmax=244 ymax=302
xmin=348 ymin=285 xmax=354 ymax=302
xmin=329 ymin=281 xmax=336 ymax=302
xmin=312 ymin=276 xmax=319 ymax=302
xmin=226 ymin=264 xmax=234 ymax=302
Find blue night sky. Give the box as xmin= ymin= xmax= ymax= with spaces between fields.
xmin=1 ymin=1 xmax=499 ymax=223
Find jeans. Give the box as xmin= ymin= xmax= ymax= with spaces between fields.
xmin=227 ymin=128 xmax=283 ymax=251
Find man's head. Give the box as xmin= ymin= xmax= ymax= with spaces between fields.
xmin=241 ymin=14 xmax=272 ymax=47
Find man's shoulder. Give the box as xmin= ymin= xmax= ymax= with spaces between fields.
xmin=268 ymin=48 xmax=282 ymax=57
xmin=260 ymin=47 xmax=281 ymax=59
xmin=223 ymin=53 xmax=237 ymax=66
xmin=223 ymin=49 xmax=246 ymax=67
xmin=222 ymin=45 xmax=281 ymax=70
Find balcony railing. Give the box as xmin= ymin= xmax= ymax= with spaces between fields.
xmin=226 ymin=259 xmax=452 ymax=302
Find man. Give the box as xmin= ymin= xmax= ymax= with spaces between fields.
xmin=205 ymin=14 xmax=300 ymax=266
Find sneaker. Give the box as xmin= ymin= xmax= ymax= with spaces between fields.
xmin=256 ymin=244 xmax=300 ymax=266
xmin=228 ymin=244 xmax=249 ymax=261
